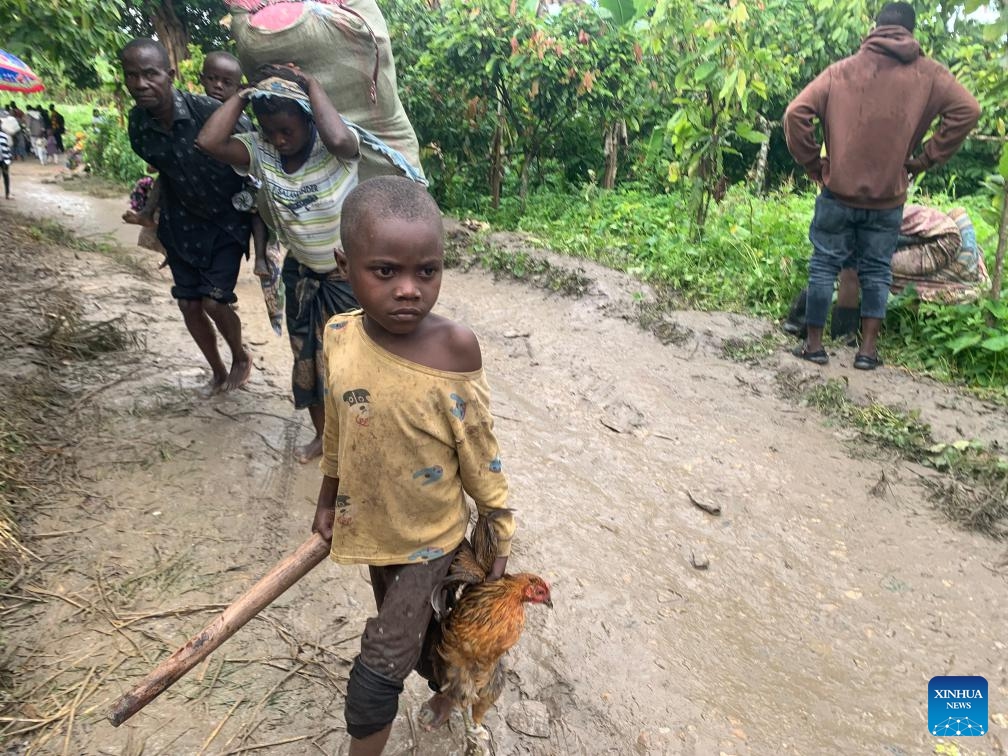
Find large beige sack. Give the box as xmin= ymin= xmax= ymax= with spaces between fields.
xmin=229 ymin=0 xmax=423 ymax=182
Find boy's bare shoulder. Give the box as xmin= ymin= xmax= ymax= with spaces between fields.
xmin=427 ymin=315 xmax=482 ymax=373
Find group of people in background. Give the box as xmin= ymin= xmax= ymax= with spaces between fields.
xmin=0 ymin=100 xmax=76 ymax=200
xmin=0 ymin=101 xmax=66 ymax=165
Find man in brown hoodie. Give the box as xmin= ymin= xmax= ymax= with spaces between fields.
xmin=784 ymin=1 xmax=979 ymax=370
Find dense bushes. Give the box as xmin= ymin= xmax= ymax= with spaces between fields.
xmin=83 ymin=117 xmax=146 ymax=185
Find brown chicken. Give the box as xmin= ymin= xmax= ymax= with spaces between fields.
xmin=424 ymin=513 xmax=552 ymax=750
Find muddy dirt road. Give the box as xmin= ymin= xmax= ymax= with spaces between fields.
xmin=1 ymin=162 xmax=1006 ymax=755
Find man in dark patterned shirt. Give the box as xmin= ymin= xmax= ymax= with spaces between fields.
xmin=120 ymin=38 xmax=254 ymax=395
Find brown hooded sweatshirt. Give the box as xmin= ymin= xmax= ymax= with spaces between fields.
xmin=784 ymin=25 xmax=980 ymax=209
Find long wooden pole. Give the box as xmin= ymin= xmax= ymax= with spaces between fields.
xmin=107 ymin=533 xmax=331 ymax=727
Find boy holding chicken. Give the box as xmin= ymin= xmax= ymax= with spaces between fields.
xmin=311 ymin=176 xmax=516 ymax=754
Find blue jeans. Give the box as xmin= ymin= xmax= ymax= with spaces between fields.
xmin=806 ymin=190 xmax=903 ymax=326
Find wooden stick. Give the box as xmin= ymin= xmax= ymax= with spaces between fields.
xmin=106 ymin=534 xmax=331 ymax=727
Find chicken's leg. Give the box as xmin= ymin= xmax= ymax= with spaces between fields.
xmin=462 ymin=707 xmax=493 ymax=756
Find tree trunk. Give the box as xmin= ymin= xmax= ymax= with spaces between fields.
xmin=992 ymin=187 xmax=1007 ymax=303
xmin=146 ymin=0 xmax=190 ymax=77
xmin=519 ymin=154 xmax=530 ymax=210
xmin=602 ymin=119 xmax=627 ymax=189
xmin=489 ymin=101 xmax=505 ymax=210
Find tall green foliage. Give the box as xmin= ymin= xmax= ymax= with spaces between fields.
xmin=388 ymin=0 xmax=651 ymax=208
xmin=647 ymin=0 xmax=780 ymax=237
xmin=83 ymin=118 xmax=146 ymax=185
xmin=0 ymin=0 xmax=128 ymax=89
xmin=0 ymin=0 xmax=231 ymax=90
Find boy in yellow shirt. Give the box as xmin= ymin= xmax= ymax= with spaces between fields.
xmin=311 ymin=176 xmax=515 ymax=755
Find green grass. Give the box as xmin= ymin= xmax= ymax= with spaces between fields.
xmin=800 ymin=379 xmax=1007 ymax=537
xmin=477 ymin=184 xmax=814 ymax=318
xmin=453 ymin=183 xmax=1005 ymax=391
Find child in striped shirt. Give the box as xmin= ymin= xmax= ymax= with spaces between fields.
xmin=197 ymin=63 xmax=361 ymax=463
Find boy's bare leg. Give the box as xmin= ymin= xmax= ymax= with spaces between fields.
xmin=253 ymin=252 xmax=270 ymax=279
xmin=296 ymin=404 xmax=325 ymax=463
xmin=178 ymin=299 xmax=228 ymax=395
xmin=202 ymin=298 xmax=251 ymax=392
xmin=251 ymin=217 xmax=270 ymax=279
xmin=348 ymin=724 xmax=392 ymax=756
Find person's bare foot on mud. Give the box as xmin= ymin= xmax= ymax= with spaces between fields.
xmin=417 ymin=692 xmax=453 ymax=731
xmin=222 ymin=352 xmax=253 ymax=392
xmin=295 ymin=435 xmax=324 ymax=464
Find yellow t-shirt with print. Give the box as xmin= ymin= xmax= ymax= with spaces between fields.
xmin=320 ymin=312 xmax=514 ymax=566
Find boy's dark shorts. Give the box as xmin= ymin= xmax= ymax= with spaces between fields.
xmin=166 ymin=240 xmax=245 ymax=304
xmin=361 ymin=549 xmax=458 ymax=681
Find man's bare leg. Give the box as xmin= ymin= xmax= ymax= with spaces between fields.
xmin=804 ymin=324 xmax=825 ymax=354
xmin=203 ymin=298 xmax=251 ymax=392
xmin=178 ymin=299 xmax=227 ymax=396
xmin=296 ymin=404 xmax=325 ymax=463
xmin=836 ymin=268 xmax=860 ymax=308
xmin=859 ymin=316 xmax=882 ymax=358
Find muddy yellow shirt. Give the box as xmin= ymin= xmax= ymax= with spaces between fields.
xmin=320 ymin=312 xmax=514 ymax=565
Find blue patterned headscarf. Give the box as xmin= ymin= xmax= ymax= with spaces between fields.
xmin=239 ymin=75 xmax=312 ymax=114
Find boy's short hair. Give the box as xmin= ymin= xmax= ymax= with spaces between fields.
xmin=341 ymin=177 xmax=442 ymax=253
xmin=119 ymin=38 xmax=171 ymax=69
xmin=876 ymin=2 xmax=915 ymax=31
xmin=203 ymin=51 xmax=242 ymax=74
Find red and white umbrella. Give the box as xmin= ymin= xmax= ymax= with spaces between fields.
xmin=0 ymin=49 xmax=45 ymax=94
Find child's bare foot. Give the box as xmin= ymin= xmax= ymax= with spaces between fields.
xmin=417 ymin=693 xmax=453 ymax=731
xmin=223 ymin=353 xmax=252 ymax=392
xmin=253 ymin=257 xmax=270 ymax=279
xmin=122 ymin=209 xmax=157 ymax=227
xmin=295 ymin=436 xmax=323 ymax=464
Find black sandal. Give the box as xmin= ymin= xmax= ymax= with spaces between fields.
xmin=792 ymin=344 xmax=828 ymax=365
xmin=853 ymin=353 xmax=882 ymax=370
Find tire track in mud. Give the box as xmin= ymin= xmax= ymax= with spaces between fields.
xmin=252 ymin=409 xmax=304 ymax=556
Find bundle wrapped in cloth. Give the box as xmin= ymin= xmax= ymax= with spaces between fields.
xmin=228 ymin=0 xmax=424 ymax=182
xmin=890 ymin=205 xmax=990 ymax=304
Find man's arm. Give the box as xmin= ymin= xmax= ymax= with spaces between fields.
xmin=783 ymin=69 xmax=831 ymax=181
xmin=906 ymin=72 xmax=980 ymax=177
